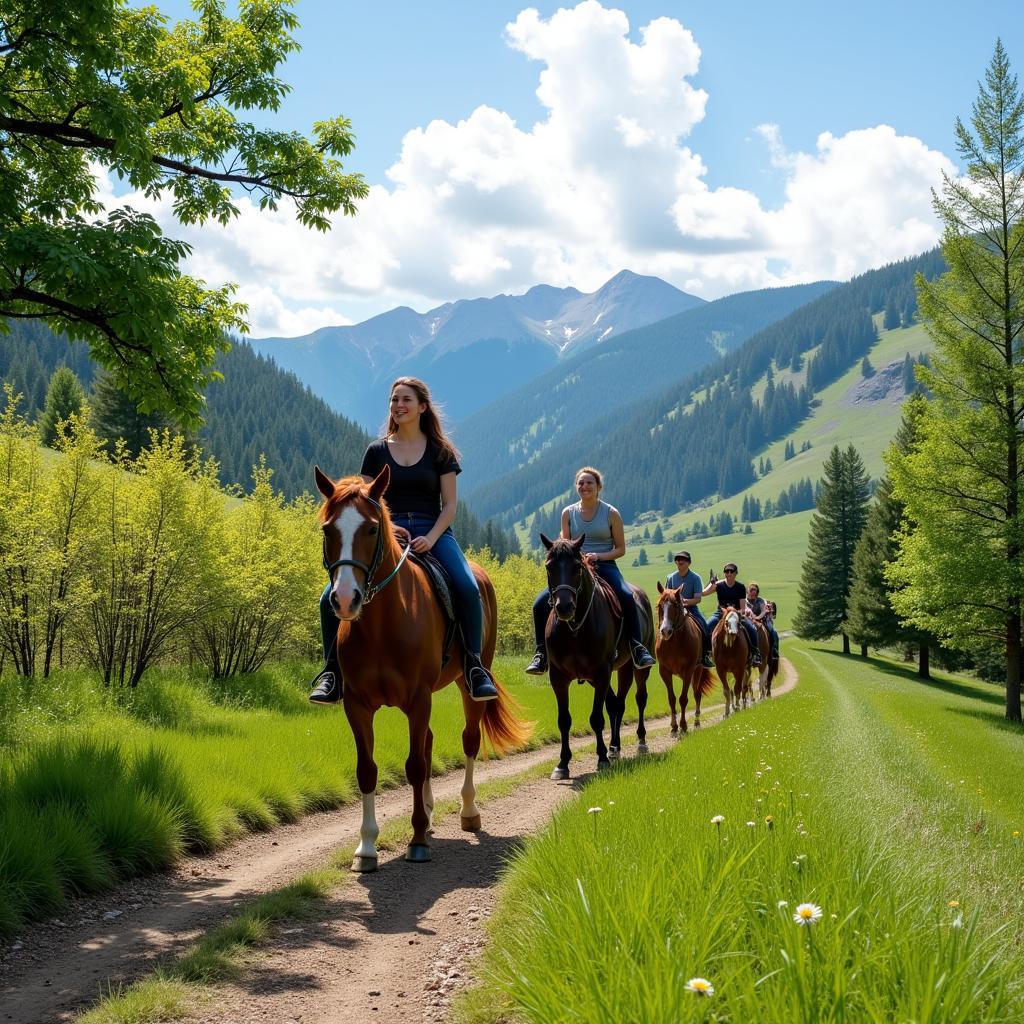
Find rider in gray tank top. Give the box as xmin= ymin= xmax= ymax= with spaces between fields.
xmin=567 ymin=501 xmax=615 ymax=554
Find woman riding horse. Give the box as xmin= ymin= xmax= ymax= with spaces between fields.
xmin=314 ymin=466 xmax=529 ymax=869
xmin=701 ymin=563 xmax=761 ymax=667
xmin=310 ymin=377 xmax=498 ymax=704
xmin=525 ymin=467 xmax=656 ymax=675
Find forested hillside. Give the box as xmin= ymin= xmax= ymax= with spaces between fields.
xmin=467 ymin=250 xmax=944 ymax=529
xmin=456 ymin=281 xmax=834 ymax=492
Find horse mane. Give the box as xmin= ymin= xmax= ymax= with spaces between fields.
xmin=318 ymin=474 xmax=399 ymax=552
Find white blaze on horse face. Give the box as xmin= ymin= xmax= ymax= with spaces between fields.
xmin=660 ymin=601 xmax=674 ymax=638
xmin=331 ymin=504 xmax=367 ymax=617
xmin=726 ymin=610 xmax=740 ymax=634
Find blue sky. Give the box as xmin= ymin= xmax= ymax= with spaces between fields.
xmin=142 ymin=1 xmax=1024 ymax=335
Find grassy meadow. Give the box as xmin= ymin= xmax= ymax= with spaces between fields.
xmin=456 ymin=639 xmax=1024 ymax=1024
xmin=0 ymin=654 xmax=679 ymax=939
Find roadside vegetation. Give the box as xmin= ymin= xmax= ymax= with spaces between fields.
xmin=456 ymin=639 xmax=1024 ymax=1023
xmin=0 ymin=655 xmax=675 ymax=938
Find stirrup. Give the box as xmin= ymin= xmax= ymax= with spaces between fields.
xmin=631 ymin=642 xmax=656 ymax=670
xmin=464 ymin=654 xmax=498 ymax=702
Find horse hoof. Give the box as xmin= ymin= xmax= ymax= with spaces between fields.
xmin=550 ymin=767 xmax=570 ymax=781
xmin=351 ymin=855 xmax=378 ymax=873
xmin=637 ymin=742 xmax=649 ymax=755
xmin=608 ymin=747 xmax=620 ymax=760
xmin=597 ymin=758 xmax=612 ymax=771
xmin=405 ymin=843 xmax=431 ymax=863
xmin=461 ymin=814 xmax=481 ymax=832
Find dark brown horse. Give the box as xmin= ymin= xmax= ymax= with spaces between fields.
xmin=655 ymin=582 xmax=716 ymax=733
xmin=751 ymin=621 xmax=778 ymax=699
xmin=540 ymin=534 xmax=655 ymax=778
xmin=711 ymin=606 xmax=750 ymax=718
xmin=316 ymin=465 xmax=530 ymax=870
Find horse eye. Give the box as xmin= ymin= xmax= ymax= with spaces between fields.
xmin=368 ymin=525 xmax=379 ymax=536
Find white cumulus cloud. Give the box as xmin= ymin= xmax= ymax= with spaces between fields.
xmin=98 ymin=2 xmax=957 ymax=336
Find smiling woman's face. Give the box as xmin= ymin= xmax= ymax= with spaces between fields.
xmin=390 ymin=384 xmax=426 ymax=425
xmin=576 ymin=472 xmax=599 ymax=498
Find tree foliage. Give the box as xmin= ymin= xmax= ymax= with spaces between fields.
xmin=887 ymin=41 xmax=1024 ymax=721
xmin=39 ymin=366 xmax=84 ymax=447
xmin=0 ymin=0 xmax=367 ymax=422
xmin=793 ymin=445 xmax=871 ymax=652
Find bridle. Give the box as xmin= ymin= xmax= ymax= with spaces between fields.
xmin=547 ymin=553 xmax=596 ymax=634
xmin=324 ymin=494 xmax=410 ymax=606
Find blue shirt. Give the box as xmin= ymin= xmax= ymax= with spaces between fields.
xmin=665 ymin=569 xmax=703 ymax=600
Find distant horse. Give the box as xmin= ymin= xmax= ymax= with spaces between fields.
xmin=752 ymin=621 xmax=775 ymax=700
xmin=655 ymin=582 xmax=716 ymax=733
xmin=541 ymin=534 xmax=655 ymax=779
xmin=316 ymin=465 xmax=530 ymax=871
xmin=711 ymin=606 xmax=751 ymax=717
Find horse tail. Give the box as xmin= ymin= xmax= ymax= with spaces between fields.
xmin=481 ymin=677 xmax=534 ymax=757
xmin=696 ymin=665 xmax=716 ymax=699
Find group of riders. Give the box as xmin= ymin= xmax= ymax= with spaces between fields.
xmin=309 ymin=376 xmax=780 ymax=706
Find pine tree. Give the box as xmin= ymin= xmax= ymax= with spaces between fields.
xmin=884 ymin=295 xmax=901 ymax=330
xmin=90 ymin=369 xmax=175 ymax=457
xmin=784 ymin=440 xmax=795 ymax=460
xmin=636 ymin=547 xmax=648 ymax=566
xmin=39 ymin=367 xmax=85 ymax=447
xmin=888 ymin=42 xmax=1024 ymax=720
xmin=793 ymin=445 xmax=871 ymax=652
xmin=652 ymin=524 xmax=664 ymax=544
xmin=846 ymin=396 xmax=934 ymax=674
xmin=861 ymin=355 xmax=874 ymax=378
xmin=902 ymin=352 xmax=917 ymax=393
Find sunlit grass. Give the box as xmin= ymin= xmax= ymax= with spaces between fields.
xmin=455 ymin=639 xmax=1024 ymax=1023
xmin=0 ymin=655 xmax=678 ymax=936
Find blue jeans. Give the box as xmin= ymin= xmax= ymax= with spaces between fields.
xmin=319 ymin=513 xmax=483 ymax=662
xmin=707 ymin=608 xmax=759 ymax=654
xmin=532 ymin=560 xmax=646 ymax=649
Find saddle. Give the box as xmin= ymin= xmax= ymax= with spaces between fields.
xmin=592 ymin=572 xmax=623 ymax=617
xmin=408 ymin=551 xmax=459 ymax=668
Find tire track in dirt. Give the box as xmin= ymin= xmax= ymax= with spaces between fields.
xmin=0 ymin=660 xmax=796 ymax=1024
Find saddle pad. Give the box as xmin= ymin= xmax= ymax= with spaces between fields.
xmin=409 ymin=551 xmax=455 ymax=624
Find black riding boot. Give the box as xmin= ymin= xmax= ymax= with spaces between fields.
xmin=701 ymin=629 xmax=714 ymax=669
xmin=464 ymin=650 xmax=499 ymax=701
xmin=309 ymin=660 xmax=343 ymax=704
xmin=525 ymin=647 xmax=548 ymax=675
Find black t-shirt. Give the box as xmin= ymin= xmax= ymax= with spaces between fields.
xmin=714 ymin=580 xmax=746 ymax=609
xmin=360 ymin=438 xmax=461 ymax=517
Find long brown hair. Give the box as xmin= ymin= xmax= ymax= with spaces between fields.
xmin=383 ymin=377 xmax=460 ymax=463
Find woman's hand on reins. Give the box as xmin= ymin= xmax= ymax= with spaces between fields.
xmin=411 ymin=535 xmax=434 ymax=554
xmin=393 ymin=525 xmax=412 ymax=544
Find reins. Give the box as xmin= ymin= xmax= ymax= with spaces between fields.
xmin=325 ymin=494 xmax=410 ymax=605
xmin=548 ymin=558 xmax=598 ymax=634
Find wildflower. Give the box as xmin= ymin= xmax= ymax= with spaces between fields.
xmin=952 ymin=914 xmax=963 ymax=930
xmin=777 ymin=900 xmax=789 ymax=909
xmin=947 ymin=900 xmax=960 ymax=908
xmin=588 ymin=807 xmax=602 ymax=814
xmin=1013 ymin=831 xmax=1021 ymax=838
xmin=685 ymin=977 xmax=714 ymax=997
xmin=765 ymin=815 xmax=775 ymax=829
xmin=746 ymin=821 xmax=756 ymax=827
xmin=711 ymin=815 xmax=725 ymax=825
xmin=608 ymin=800 xmax=615 ymax=806
xmin=793 ymin=903 xmax=823 ymax=926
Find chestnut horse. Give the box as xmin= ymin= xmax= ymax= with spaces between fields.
xmin=655 ymin=582 xmax=716 ymax=733
xmin=315 ymin=465 xmax=530 ymax=871
xmin=711 ymin=606 xmax=751 ymax=717
xmin=541 ymin=534 xmax=655 ymax=778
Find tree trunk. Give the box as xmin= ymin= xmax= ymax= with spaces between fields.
xmin=1006 ymin=615 xmax=1022 ymax=723
xmin=860 ymin=642 xmax=868 ymax=657
xmin=918 ymin=642 xmax=930 ymax=679
xmin=841 ymin=632 xmax=850 ymax=655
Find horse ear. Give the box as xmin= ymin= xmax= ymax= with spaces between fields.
xmin=539 ymin=532 xmax=554 ymax=550
xmin=368 ymin=464 xmax=390 ymax=500
xmin=314 ymin=465 xmax=335 ymax=499
xmin=657 ymin=581 xmax=665 ymax=594
xmin=571 ymin=534 xmax=586 ymax=552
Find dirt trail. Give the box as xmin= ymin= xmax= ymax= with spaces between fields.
xmin=0 ymin=661 xmax=796 ymax=1024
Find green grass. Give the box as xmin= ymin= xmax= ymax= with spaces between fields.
xmin=455 ymin=639 xmax=1024 ymax=1024
xmin=0 ymin=655 xmax=677 ymax=938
